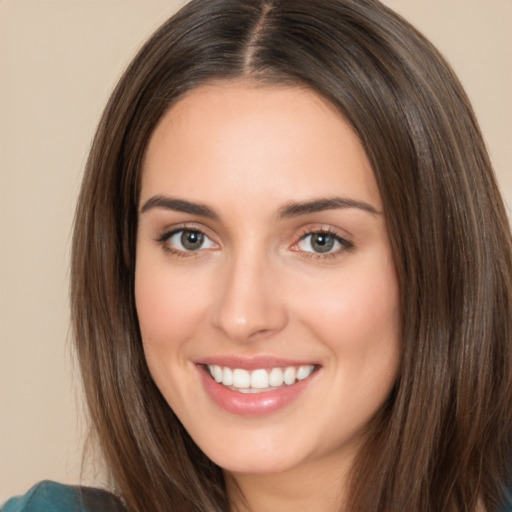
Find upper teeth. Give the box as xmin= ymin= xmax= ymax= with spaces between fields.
xmin=207 ymin=364 xmax=315 ymax=391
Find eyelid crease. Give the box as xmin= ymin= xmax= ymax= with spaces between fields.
xmin=155 ymin=223 xmax=209 ymax=242
xmin=296 ymin=225 xmax=353 ymax=245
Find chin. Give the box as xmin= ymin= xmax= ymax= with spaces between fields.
xmin=208 ymin=448 xmax=301 ymax=475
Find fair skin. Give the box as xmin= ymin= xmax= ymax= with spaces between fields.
xmin=135 ymin=82 xmax=401 ymax=512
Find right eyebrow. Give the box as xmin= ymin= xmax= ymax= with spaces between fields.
xmin=139 ymin=195 xmax=219 ymax=220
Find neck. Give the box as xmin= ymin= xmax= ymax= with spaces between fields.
xmin=225 ymin=450 xmax=355 ymax=512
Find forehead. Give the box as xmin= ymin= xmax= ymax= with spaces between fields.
xmin=141 ymin=81 xmax=381 ymax=211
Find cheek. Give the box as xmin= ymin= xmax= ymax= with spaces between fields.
xmin=289 ymin=254 xmax=401 ymax=391
xmin=134 ymin=258 xmax=211 ymax=356
xmin=298 ymin=269 xmax=399 ymax=347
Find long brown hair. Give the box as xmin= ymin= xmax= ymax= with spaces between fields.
xmin=71 ymin=1 xmax=512 ymax=510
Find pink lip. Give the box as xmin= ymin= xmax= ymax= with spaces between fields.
xmin=197 ymin=363 xmax=319 ymax=417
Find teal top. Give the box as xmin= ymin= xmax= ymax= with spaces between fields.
xmin=2 ymin=480 xmax=512 ymax=511
xmin=1 ymin=481 xmax=125 ymax=512
xmin=503 ymin=486 xmax=512 ymax=512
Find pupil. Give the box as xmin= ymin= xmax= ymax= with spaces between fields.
xmin=181 ymin=231 xmax=203 ymax=251
xmin=312 ymin=233 xmax=334 ymax=253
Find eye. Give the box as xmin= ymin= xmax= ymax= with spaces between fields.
xmin=297 ymin=231 xmax=352 ymax=255
xmin=161 ymin=228 xmax=216 ymax=253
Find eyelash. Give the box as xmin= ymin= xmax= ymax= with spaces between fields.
xmin=155 ymin=226 xmax=354 ymax=260
xmin=294 ymin=228 xmax=354 ymax=260
xmin=155 ymin=225 xmax=214 ymax=258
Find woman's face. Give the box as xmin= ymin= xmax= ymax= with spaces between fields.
xmin=135 ymin=83 xmax=401 ymax=477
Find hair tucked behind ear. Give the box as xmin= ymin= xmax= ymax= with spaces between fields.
xmin=71 ymin=1 xmax=512 ymax=510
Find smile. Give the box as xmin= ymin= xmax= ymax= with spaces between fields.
xmin=206 ymin=364 xmax=316 ymax=393
xmin=198 ymin=361 xmax=320 ymax=416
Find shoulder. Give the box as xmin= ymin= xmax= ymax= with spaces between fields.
xmin=1 ymin=481 xmax=125 ymax=512
xmin=502 ymin=484 xmax=512 ymax=512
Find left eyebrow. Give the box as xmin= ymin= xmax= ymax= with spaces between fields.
xmin=277 ymin=197 xmax=381 ymax=218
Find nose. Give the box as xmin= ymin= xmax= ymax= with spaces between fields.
xmin=211 ymin=249 xmax=288 ymax=343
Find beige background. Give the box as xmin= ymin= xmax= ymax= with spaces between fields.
xmin=0 ymin=0 xmax=511 ymax=501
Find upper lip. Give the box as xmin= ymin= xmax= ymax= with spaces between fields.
xmin=196 ymin=355 xmax=320 ymax=370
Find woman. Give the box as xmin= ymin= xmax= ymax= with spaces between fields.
xmin=3 ymin=0 xmax=511 ymax=511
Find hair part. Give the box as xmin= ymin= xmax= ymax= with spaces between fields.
xmin=71 ymin=1 xmax=512 ymax=510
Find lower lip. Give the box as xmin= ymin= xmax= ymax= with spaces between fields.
xmin=198 ymin=366 xmax=317 ymax=417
